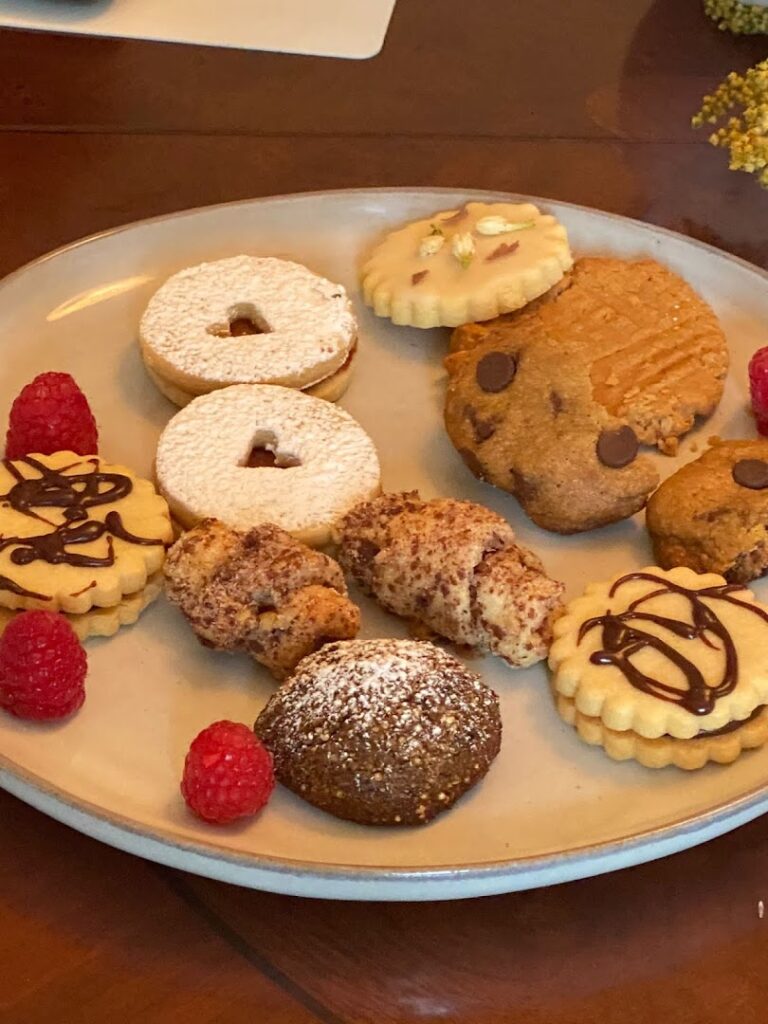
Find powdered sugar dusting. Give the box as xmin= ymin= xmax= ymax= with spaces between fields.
xmin=155 ymin=384 xmax=380 ymax=537
xmin=140 ymin=256 xmax=357 ymax=389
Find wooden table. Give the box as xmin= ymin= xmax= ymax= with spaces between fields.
xmin=2 ymin=2 xmax=768 ymax=1020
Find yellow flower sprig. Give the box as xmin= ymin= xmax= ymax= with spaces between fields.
xmin=693 ymin=58 xmax=768 ymax=187
xmin=704 ymin=0 xmax=768 ymax=33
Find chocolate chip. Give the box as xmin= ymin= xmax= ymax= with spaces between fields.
xmin=596 ymin=426 xmax=638 ymax=468
xmin=476 ymin=352 xmax=516 ymax=393
xmin=732 ymin=459 xmax=768 ymax=490
xmin=459 ymin=448 xmax=486 ymax=480
xmin=549 ymin=391 xmax=564 ymax=416
xmin=229 ymin=317 xmax=264 ymax=336
xmin=464 ymin=404 xmax=496 ymax=442
xmin=411 ymin=270 xmax=429 ymax=285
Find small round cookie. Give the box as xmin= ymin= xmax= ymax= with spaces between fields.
xmin=549 ymin=566 xmax=768 ymax=768
xmin=0 ymin=452 xmax=172 ymax=614
xmin=0 ymin=572 xmax=164 ymax=641
xmin=361 ymin=201 xmax=573 ymax=328
xmin=647 ymin=439 xmax=768 ymax=584
xmin=155 ymin=384 xmax=381 ymax=547
xmin=164 ymin=519 xmax=360 ymax=680
xmin=254 ymin=638 xmax=502 ymax=825
xmin=140 ymin=256 xmax=357 ymax=402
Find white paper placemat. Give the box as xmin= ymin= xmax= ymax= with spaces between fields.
xmin=0 ymin=0 xmax=398 ymax=58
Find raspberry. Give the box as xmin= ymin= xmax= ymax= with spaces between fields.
xmin=749 ymin=347 xmax=768 ymax=436
xmin=181 ymin=720 xmax=275 ymax=824
xmin=0 ymin=611 xmax=87 ymax=720
xmin=5 ymin=371 xmax=98 ymax=458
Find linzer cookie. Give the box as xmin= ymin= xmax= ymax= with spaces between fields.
xmin=360 ymin=201 xmax=572 ymax=328
xmin=549 ymin=566 xmax=768 ymax=769
xmin=254 ymin=638 xmax=502 ymax=825
xmin=335 ymin=491 xmax=563 ymax=667
xmin=0 ymin=452 xmax=172 ymax=614
xmin=647 ymin=439 xmax=768 ymax=584
xmin=444 ymin=257 xmax=728 ymax=533
xmin=140 ymin=256 xmax=358 ymax=407
xmin=155 ymin=384 xmax=381 ymax=547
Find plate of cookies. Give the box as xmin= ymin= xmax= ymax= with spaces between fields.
xmin=1 ymin=187 xmax=768 ymax=901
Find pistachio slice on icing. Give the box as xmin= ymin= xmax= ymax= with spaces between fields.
xmin=475 ymin=216 xmax=536 ymax=236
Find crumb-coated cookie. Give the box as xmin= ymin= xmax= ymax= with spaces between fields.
xmin=164 ymin=519 xmax=360 ymax=680
xmin=254 ymin=638 xmax=501 ymax=825
xmin=549 ymin=567 xmax=768 ymax=769
xmin=335 ymin=491 xmax=563 ymax=667
xmin=647 ymin=439 xmax=768 ymax=584
xmin=445 ymin=258 xmax=728 ymax=533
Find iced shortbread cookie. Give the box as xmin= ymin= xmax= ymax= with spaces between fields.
xmin=549 ymin=567 xmax=768 ymax=769
xmin=0 ymin=453 xmax=172 ymax=614
xmin=361 ymin=201 xmax=572 ymax=328
xmin=155 ymin=384 xmax=381 ymax=547
xmin=0 ymin=572 xmax=163 ymax=641
xmin=140 ymin=256 xmax=358 ymax=405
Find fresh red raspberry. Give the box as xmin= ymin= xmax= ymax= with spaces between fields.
xmin=0 ymin=611 xmax=87 ymax=720
xmin=181 ymin=720 xmax=275 ymax=824
xmin=749 ymin=347 xmax=768 ymax=436
xmin=5 ymin=371 xmax=99 ymax=458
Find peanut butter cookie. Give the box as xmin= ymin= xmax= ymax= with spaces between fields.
xmin=444 ymin=257 xmax=728 ymax=533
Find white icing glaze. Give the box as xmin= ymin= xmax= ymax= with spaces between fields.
xmin=140 ymin=256 xmax=357 ymax=390
xmin=155 ymin=384 xmax=381 ymax=545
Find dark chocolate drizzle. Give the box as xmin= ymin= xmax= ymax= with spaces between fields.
xmin=578 ymin=572 xmax=768 ymax=716
xmin=0 ymin=573 xmax=50 ymax=601
xmin=0 ymin=456 xmax=164 ymax=572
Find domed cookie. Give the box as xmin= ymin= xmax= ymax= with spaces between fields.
xmin=647 ymin=439 xmax=768 ymax=584
xmin=361 ymin=201 xmax=573 ymax=328
xmin=0 ymin=452 xmax=172 ymax=613
xmin=254 ymin=638 xmax=502 ymax=825
xmin=155 ymin=384 xmax=381 ymax=547
xmin=335 ymin=491 xmax=563 ymax=667
xmin=140 ymin=256 xmax=358 ymax=405
xmin=549 ymin=566 xmax=768 ymax=769
xmin=445 ymin=257 xmax=728 ymax=533
xmin=164 ymin=518 xmax=360 ymax=680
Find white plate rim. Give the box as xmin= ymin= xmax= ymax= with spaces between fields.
xmin=2 ymin=186 xmax=768 ymax=897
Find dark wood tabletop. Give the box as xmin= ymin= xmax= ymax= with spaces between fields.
xmin=2 ymin=2 xmax=768 ymax=1021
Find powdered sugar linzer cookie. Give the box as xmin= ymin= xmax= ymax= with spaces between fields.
xmin=140 ymin=256 xmax=358 ymax=406
xmin=361 ymin=201 xmax=573 ymax=328
xmin=155 ymin=384 xmax=381 ymax=547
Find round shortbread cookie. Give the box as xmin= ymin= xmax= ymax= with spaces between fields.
xmin=145 ymin=345 xmax=356 ymax=408
xmin=549 ymin=566 xmax=768 ymax=742
xmin=0 ymin=452 xmax=172 ymax=614
xmin=361 ymin=201 xmax=573 ymax=328
xmin=140 ymin=255 xmax=357 ymax=397
xmin=0 ymin=572 xmax=164 ymax=641
xmin=554 ymin=693 xmax=768 ymax=770
xmin=155 ymin=384 xmax=381 ymax=547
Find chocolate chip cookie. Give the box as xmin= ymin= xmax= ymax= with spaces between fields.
xmin=647 ymin=439 xmax=768 ymax=583
xmin=444 ymin=257 xmax=727 ymax=534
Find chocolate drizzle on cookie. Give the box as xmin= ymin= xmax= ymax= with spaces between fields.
xmin=578 ymin=571 xmax=768 ymax=715
xmin=0 ymin=456 xmax=164 ymax=571
xmin=0 ymin=574 xmax=50 ymax=601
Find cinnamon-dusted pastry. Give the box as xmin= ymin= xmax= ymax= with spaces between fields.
xmin=335 ymin=492 xmax=563 ymax=667
xmin=164 ymin=518 xmax=360 ymax=680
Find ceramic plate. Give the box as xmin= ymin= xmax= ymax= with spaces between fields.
xmin=1 ymin=188 xmax=767 ymax=902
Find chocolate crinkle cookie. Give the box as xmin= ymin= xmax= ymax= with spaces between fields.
xmin=254 ymin=638 xmax=502 ymax=826
xmin=334 ymin=491 xmax=564 ymax=667
xmin=164 ymin=518 xmax=360 ymax=679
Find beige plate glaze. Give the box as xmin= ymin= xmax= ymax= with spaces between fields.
xmin=1 ymin=188 xmax=768 ymax=902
